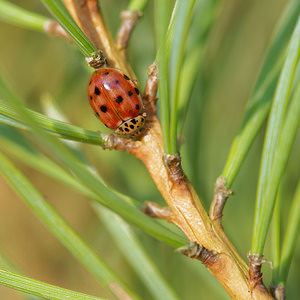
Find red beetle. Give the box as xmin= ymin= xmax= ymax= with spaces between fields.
xmin=87 ymin=68 xmax=145 ymax=137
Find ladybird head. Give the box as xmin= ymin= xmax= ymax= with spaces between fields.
xmin=115 ymin=115 xmax=146 ymax=138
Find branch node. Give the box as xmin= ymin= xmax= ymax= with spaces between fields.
xmin=270 ymin=284 xmax=286 ymax=300
xmin=117 ymin=10 xmax=143 ymax=51
xmin=248 ymin=253 xmax=270 ymax=294
xmin=209 ymin=176 xmax=232 ymax=222
xmin=177 ymin=242 xmax=219 ymax=265
xmin=144 ymin=61 xmax=158 ymax=100
xmin=142 ymin=201 xmax=175 ymax=223
xmin=85 ymin=50 xmax=107 ymax=69
xmin=163 ymin=153 xmax=185 ymax=184
xmin=102 ymin=133 xmax=138 ymax=151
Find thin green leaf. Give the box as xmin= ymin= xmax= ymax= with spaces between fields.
xmin=0 ymin=150 xmax=139 ymax=300
xmin=271 ymin=189 xmax=282 ymax=284
xmin=0 ymin=77 xmax=187 ymax=248
xmin=0 ymin=251 xmax=42 ymax=300
xmin=0 ymin=269 xmax=105 ymax=300
xmin=40 ymin=0 xmax=96 ymax=57
xmin=0 ymin=0 xmax=48 ymax=31
xmin=178 ymin=0 xmax=220 ymax=134
xmin=222 ymin=0 xmax=300 ymax=187
xmin=169 ymin=0 xmax=196 ymax=154
xmin=252 ymin=16 xmax=300 ymax=254
xmin=0 ymin=127 xmax=186 ymax=247
xmin=37 ymin=102 xmax=180 ymax=300
xmin=155 ymin=0 xmax=172 ymax=153
xmin=94 ymin=205 xmax=180 ymax=300
xmin=0 ymin=100 xmax=106 ymax=146
xmin=279 ymin=179 xmax=300 ymax=285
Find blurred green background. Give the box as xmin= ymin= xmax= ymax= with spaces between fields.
xmin=0 ymin=0 xmax=299 ymax=299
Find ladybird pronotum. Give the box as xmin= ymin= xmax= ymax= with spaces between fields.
xmin=87 ymin=68 xmax=145 ymax=137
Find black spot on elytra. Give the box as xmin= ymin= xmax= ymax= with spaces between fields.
xmin=130 ymin=125 xmax=134 ymax=129
xmin=104 ymin=72 xmax=109 ymax=75
xmin=135 ymin=104 xmax=140 ymax=110
xmin=124 ymin=74 xmax=130 ymax=80
xmin=116 ymin=96 xmax=123 ymax=104
xmin=131 ymin=119 xmax=137 ymax=124
xmin=90 ymin=96 xmax=93 ymax=100
xmin=125 ymin=128 xmax=129 ymax=132
xmin=134 ymin=88 xmax=140 ymax=95
xmin=89 ymin=81 xmax=92 ymax=85
xmin=128 ymin=91 xmax=133 ymax=96
xmin=95 ymin=86 xmax=100 ymax=95
xmin=125 ymin=123 xmax=128 ymax=127
xmin=100 ymin=105 xmax=107 ymax=113
xmin=115 ymin=80 xmax=119 ymax=84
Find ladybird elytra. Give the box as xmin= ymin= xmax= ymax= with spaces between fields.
xmin=87 ymin=68 xmax=145 ymax=137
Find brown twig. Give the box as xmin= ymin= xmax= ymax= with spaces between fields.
xmin=118 ymin=103 xmax=273 ymax=298
xmin=44 ymin=20 xmax=70 ymax=40
xmin=209 ymin=176 xmax=232 ymax=222
xmin=117 ymin=97 xmax=260 ymax=298
xmin=144 ymin=62 xmax=158 ymax=101
xmin=85 ymin=0 xmax=135 ymax=77
xmin=100 ymin=92 xmax=270 ymax=298
xmin=248 ymin=254 xmax=270 ymax=297
xmin=116 ymin=10 xmax=143 ymax=52
xmin=63 ymin=0 xmax=135 ymax=77
xmin=60 ymin=2 xmax=274 ymax=298
xmin=270 ymin=284 xmax=285 ymax=300
xmin=177 ymin=242 xmax=219 ymax=265
xmin=142 ymin=201 xmax=177 ymax=224
xmin=62 ymin=0 xmax=103 ymax=48
xmin=208 ymin=176 xmax=249 ymax=280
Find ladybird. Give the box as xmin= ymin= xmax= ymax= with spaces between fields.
xmin=87 ymin=68 xmax=145 ymax=137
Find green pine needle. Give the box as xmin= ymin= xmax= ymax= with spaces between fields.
xmin=0 ymin=150 xmax=138 ymax=299
xmin=222 ymin=0 xmax=300 ymax=188
xmin=0 ymin=0 xmax=48 ymax=31
xmin=252 ymin=17 xmax=300 ymax=254
xmin=40 ymin=0 xmax=96 ymax=57
xmin=0 ymin=269 xmax=105 ymax=300
xmin=278 ymin=179 xmax=300 ymax=285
